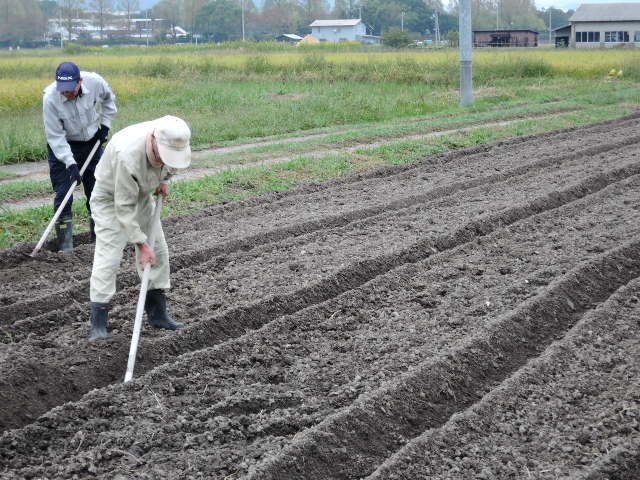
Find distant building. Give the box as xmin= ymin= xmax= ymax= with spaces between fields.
xmin=568 ymin=3 xmax=640 ymax=48
xmin=276 ymin=34 xmax=303 ymax=43
xmin=310 ymin=19 xmax=366 ymax=42
xmin=553 ymin=24 xmax=571 ymax=47
xmin=473 ymin=29 xmax=539 ymax=47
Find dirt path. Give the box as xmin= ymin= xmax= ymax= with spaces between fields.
xmin=1 ymin=113 xmax=640 ymax=479
xmin=0 ymin=109 xmax=577 ymax=212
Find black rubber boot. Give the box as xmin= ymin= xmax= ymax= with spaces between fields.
xmin=145 ymin=289 xmax=183 ymax=330
xmin=89 ymin=217 xmax=96 ymax=243
xmin=89 ymin=302 xmax=109 ymax=341
xmin=55 ymin=216 xmax=73 ymax=252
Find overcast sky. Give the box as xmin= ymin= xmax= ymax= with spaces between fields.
xmin=138 ymin=0 xmax=630 ymax=15
xmin=534 ymin=0 xmax=634 ymax=11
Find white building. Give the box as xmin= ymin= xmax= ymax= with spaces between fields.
xmin=568 ymin=3 xmax=640 ymax=47
xmin=310 ymin=19 xmax=366 ymax=42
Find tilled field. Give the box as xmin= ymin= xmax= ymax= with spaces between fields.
xmin=2 ymin=113 xmax=640 ymax=479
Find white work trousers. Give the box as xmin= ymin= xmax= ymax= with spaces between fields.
xmin=89 ymin=195 xmax=170 ymax=303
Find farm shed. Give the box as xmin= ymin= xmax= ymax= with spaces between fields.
xmin=569 ymin=2 xmax=640 ymax=48
xmin=310 ymin=19 xmax=366 ymax=42
xmin=473 ymin=29 xmax=539 ymax=47
xmin=276 ymin=34 xmax=303 ymax=43
xmin=553 ymin=24 xmax=571 ymax=47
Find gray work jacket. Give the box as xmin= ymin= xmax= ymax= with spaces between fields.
xmin=92 ymin=121 xmax=175 ymax=245
xmin=43 ymin=71 xmax=117 ymax=167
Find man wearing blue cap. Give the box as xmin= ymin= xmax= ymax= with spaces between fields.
xmin=43 ymin=61 xmax=117 ymax=251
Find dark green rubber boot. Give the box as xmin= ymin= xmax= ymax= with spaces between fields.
xmin=89 ymin=302 xmax=109 ymax=341
xmin=55 ymin=216 xmax=73 ymax=252
xmin=145 ymin=289 xmax=184 ymax=330
xmin=89 ymin=217 xmax=96 ymax=243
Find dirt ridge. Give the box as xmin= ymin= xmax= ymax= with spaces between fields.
xmin=3 ymin=128 xmax=640 ymax=324
xmin=1 ymin=158 xmax=639 ymax=432
xmin=245 ymin=241 xmax=640 ymax=480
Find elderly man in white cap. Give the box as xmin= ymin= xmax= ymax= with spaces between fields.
xmin=88 ymin=115 xmax=191 ymax=341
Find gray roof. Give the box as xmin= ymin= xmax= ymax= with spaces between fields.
xmin=278 ymin=34 xmax=303 ymax=40
xmin=570 ymin=3 xmax=640 ymax=22
xmin=310 ymin=19 xmax=362 ymax=27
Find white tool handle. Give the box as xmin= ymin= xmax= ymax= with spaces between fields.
xmin=124 ymin=195 xmax=163 ymax=383
xmin=30 ymin=140 xmax=101 ymax=257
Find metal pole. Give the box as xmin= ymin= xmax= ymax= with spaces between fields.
xmin=548 ymin=8 xmax=552 ymax=44
xmin=241 ymin=0 xmax=245 ymax=41
xmin=124 ymin=195 xmax=163 ymax=383
xmin=59 ymin=2 xmax=63 ymax=48
xmin=496 ymin=0 xmax=499 ymax=30
xmin=401 ymin=11 xmax=404 ymax=32
xmin=459 ymin=0 xmax=473 ymax=107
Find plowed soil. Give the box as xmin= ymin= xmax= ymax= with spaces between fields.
xmin=2 ymin=113 xmax=640 ymax=479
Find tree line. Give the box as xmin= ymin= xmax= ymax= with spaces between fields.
xmin=0 ymin=0 xmax=574 ymax=46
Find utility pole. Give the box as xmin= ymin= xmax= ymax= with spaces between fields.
xmin=58 ymin=2 xmax=63 ymax=48
xmin=434 ymin=10 xmax=440 ymax=44
xmin=401 ymin=11 xmax=404 ymax=32
xmin=548 ymin=8 xmax=552 ymax=44
xmin=241 ymin=0 xmax=245 ymax=41
xmin=459 ymin=0 xmax=473 ymax=106
xmin=496 ymin=0 xmax=499 ymax=29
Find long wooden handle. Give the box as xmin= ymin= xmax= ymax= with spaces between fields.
xmin=30 ymin=140 xmax=101 ymax=257
xmin=124 ymin=195 xmax=164 ymax=383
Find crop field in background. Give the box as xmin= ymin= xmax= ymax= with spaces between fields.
xmin=1 ymin=45 xmax=639 ymax=164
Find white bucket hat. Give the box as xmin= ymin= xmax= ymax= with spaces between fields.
xmin=154 ymin=115 xmax=191 ymax=169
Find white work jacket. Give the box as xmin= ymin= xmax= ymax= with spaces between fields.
xmin=92 ymin=121 xmax=175 ymax=245
xmin=43 ymin=71 xmax=117 ymax=167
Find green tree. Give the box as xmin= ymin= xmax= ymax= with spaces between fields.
xmin=119 ymin=0 xmax=140 ymax=32
xmin=261 ymin=0 xmax=302 ymax=35
xmin=153 ymin=0 xmax=182 ymax=40
xmin=363 ymin=0 xmax=434 ymax=35
xmin=89 ymin=0 xmax=113 ymax=40
xmin=383 ymin=27 xmax=410 ymax=47
xmin=184 ymin=0 xmax=206 ymax=37
xmin=0 ymin=0 xmax=47 ymax=45
xmin=445 ymin=29 xmax=458 ymax=46
xmin=196 ymin=0 xmax=242 ymax=41
xmin=60 ymin=0 xmax=83 ymax=40
xmin=38 ymin=0 xmax=59 ymax=17
xmin=300 ymin=0 xmax=329 ymax=29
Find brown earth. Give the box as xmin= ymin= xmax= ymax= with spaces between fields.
xmin=1 ymin=113 xmax=640 ymax=479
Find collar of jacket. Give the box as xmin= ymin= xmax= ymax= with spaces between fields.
xmin=61 ymin=86 xmax=86 ymax=103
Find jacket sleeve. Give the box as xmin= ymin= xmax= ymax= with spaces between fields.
xmin=113 ymin=156 xmax=147 ymax=245
xmin=97 ymin=75 xmax=117 ymax=128
xmin=43 ymin=98 xmax=75 ymax=167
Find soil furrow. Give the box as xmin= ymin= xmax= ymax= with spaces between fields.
xmin=1 ymin=157 xmax=640 ymax=432
xmin=364 ymin=279 xmax=640 ymax=480
xmin=579 ymin=443 xmax=640 ymax=480
xmin=3 ymin=122 xmax=640 ymax=322
xmin=245 ymin=241 xmax=640 ymax=480
xmin=1 ymin=163 xmax=639 ymax=477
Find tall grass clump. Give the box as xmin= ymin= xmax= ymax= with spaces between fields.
xmin=475 ymin=54 xmax=553 ymax=83
xmin=244 ymin=55 xmax=276 ymax=74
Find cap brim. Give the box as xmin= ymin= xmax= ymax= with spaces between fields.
xmin=157 ymin=143 xmax=191 ymax=169
xmin=56 ymin=80 xmax=79 ymax=92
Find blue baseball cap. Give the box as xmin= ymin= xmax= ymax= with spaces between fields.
xmin=55 ymin=61 xmax=81 ymax=92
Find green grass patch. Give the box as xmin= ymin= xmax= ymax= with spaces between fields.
xmin=0 ymin=201 xmax=90 ymax=250
xmin=0 ymin=180 xmax=51 ymax=202
xmin=1 ymin=101 xmax=633 ymax=251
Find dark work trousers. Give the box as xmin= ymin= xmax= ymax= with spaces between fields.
xmin=47 ymin=139 xmax=103 ymax=219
